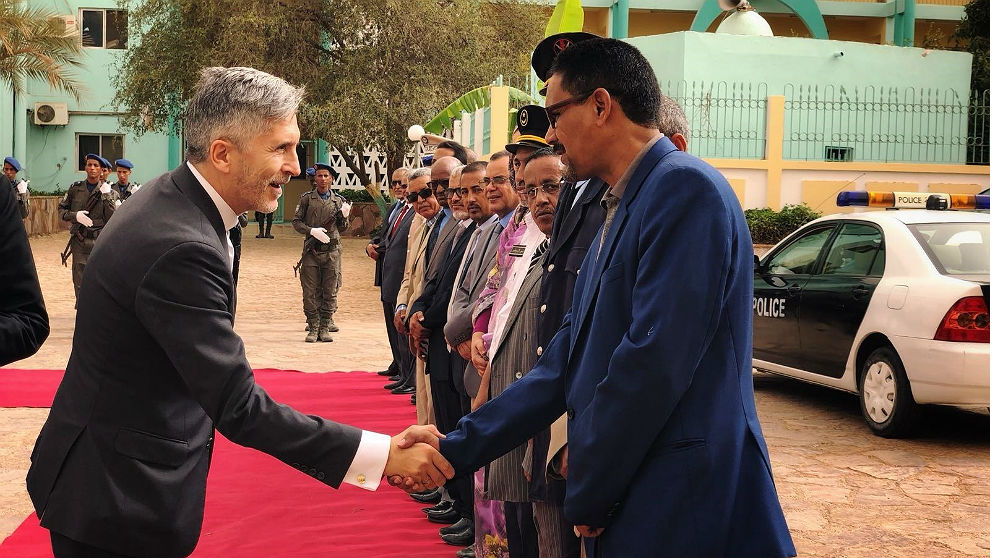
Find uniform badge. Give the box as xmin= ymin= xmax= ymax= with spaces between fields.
xmin=553 ymin=38 xmax=573 ymax=56
xmin=509 ymin=244 xmax=526 ymax=257
xmin=519 ymin=108 xmax=529 ymax=127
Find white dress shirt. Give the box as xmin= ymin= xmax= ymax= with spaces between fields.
xmin=187 ymin=162 xmax=390 ymax=490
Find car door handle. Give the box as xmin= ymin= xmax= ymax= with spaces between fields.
xmin=852 ymin=285 xmax=870 ymax=299
xmin=787 ymin=284 xmax=802 ymax=295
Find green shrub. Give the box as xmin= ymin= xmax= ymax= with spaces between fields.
xmin=745 ymin=204 xmax=822 ymax=244
xmin=338 ymin=189 xmax=374 ymax=203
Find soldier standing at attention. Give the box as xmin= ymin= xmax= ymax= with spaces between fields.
xmin=58 ymin=153 xmax=119 ymax=302
xmin=255 ymin=208 xmax=275 ymax=238
xmin=3 ymin=157 xmax=29 ymax=219
xmin=111 ymin=159 xmax=140 ymax=201
xmin=293 ymin=162 xmax=348 ymax=342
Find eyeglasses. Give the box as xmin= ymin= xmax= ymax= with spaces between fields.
xmin=524 ymin=179 xmax=564 ymax=199
xmin=428 ymin=178 xmax=450 ymax=190
xmin=451 ymin=184 xmax=485 ymax=197
xmin=391 ymin=180 xmax=404 ymax=187
xmin=545 ymin=90 xmax=596 ymax=129
xmin=406 ymin=187 xmax=434 ymax=203
xmin=481 ymin=176 xmax=509 ymax=187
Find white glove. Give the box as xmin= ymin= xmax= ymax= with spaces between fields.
xmin=310 ymin=227 xmax=330 ymax=244
xmin=76 ymin=210 xmax=93 ymax=227
xmin=99 ymin=182 xmax=111 ymax=194
xmin=115 ymin=200 xmax=122 ymax=208
xmin=341 ymin=202 xmax=352 ymax=219
xmin=16 ymin=180 xmax=27 ymax=194
xmin=129 ymin=184 xmax=141 ymax=193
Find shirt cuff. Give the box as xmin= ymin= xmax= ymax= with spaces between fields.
xmin=342 ymin=430 xmax=390 ymax=491
xmin=395 ymin=304 xmax=408 ymax=314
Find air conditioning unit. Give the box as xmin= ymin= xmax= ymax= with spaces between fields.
xmin=33 ymin=102 xmax=69 ymax=126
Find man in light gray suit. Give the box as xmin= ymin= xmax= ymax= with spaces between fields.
xmin=443 ymin=151 xmax=517 ymax=401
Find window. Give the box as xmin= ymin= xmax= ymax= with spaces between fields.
xmin=822 ymin=223 xmax=884 ymax=276
xmin=765 ymin=227 xmax=834 ymax=275
xmin=77 ymin=134 xmax=124 ymax=171
xmin=909 ymin=222 xmax=990 ymax=276
xmin=80 ymin=9 xmax=127 ymax=49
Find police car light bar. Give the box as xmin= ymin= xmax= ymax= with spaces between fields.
xmin=837 ymin=190 xmax=990 ymax=210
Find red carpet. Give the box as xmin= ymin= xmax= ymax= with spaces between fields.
xmin=0 ymin=369 xmax=455 ymax=557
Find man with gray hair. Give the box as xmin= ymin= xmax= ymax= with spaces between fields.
xmin=26 ymin=67 xmax=453 ymax=558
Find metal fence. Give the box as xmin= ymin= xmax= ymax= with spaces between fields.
xmin=661 ymin=81 xmax=768 ymax=159
xmin=967 ymin=89 xmax=990 ymax=165
xmin=782 ymin=84 xmax=987 ymax=165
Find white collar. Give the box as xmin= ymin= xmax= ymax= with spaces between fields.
xmin=187 ymin=162 xmax=239 ymax=231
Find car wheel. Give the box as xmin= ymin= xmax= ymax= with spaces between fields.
xmin=858 ymin=346 xmax=918 ymax=438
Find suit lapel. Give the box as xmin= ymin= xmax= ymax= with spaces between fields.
xmin=569 ymin=139 xmax=674 ymax=355
xmin=491 ymin=262 xmax=543 ymax=362
xmin=549 ymin=178 xmax=608 ymax=261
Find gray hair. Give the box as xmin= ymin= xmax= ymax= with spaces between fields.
xmin=658 ymin=94 xmax=690 ymax=141
xmin=184 ymin=67 xmax=305 ymax=162
xmin=408 ymin=167 xmax=432 ymax=181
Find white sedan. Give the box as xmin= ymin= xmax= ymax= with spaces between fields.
xmin=752 ymin=200 xmax=989 ymax=437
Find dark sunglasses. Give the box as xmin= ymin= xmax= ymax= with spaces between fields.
xmin=428 ymin=178 xmax=450 ymax=190
xmin=406 ymin=187 xmax=434 ymax=203
xmin=390 ymin=180 xmax=404 ymax=186
xmin=545 ymin=90 xmax=596 ymax=129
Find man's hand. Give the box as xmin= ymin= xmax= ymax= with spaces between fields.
xmin=365 ymin=243 xmax=380 ymax=261
xmin=341 ymin=202 xmax=352 ymax=218
xmin=455 ymin=340 xmax=472 ymax=362
xmin=408 ymin=311 xmax=429 ymax=340
xmin=384 ymin=425 xmax=454 ymax=492
xmin=16 ymin=181 xmax=27 ymax=194
xmin=75 ymin=210 xmax=93 ymax=227
xmin=574 ymin=526 xmax=605 ymax=538
xmin=470 ymin=332 xmax=488 ymax=374
xmin=310 ymin=227 xmax=331 ymax=243
xmin=393 ymin=308 xmax=408 ymax=334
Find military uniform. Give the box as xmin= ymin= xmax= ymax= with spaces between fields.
xmin=292 ymin=189 xmax=347 ymax=341
xmin=4 ymin=157 xmax=29 ymax=219
xmin=58 ymin=179 xmax=119 ymax=301
xmin=111 ymin=181 xmax=141 ymax=202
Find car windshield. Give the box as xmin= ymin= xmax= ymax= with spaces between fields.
xmin=907 ymin=222 xmax=990 ymax=278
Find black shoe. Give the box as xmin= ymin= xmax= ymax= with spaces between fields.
xmin=391 ymin=385 xmax=415 ymax=395
xmin=377 ymin=369 xmax=394 ymax=376
xmin=440 ymin=517 xmax=472 ymax=535
xmin=423 ymin=500 xmax=452 ymax=514
xmin=265 ymin=234 xmax=274 ymax=239
xmin=456 ymin=545 xmax=476 ymax=558
xmin=410 ymin=394 xmax=416 ymax=405
xmin=440 ymin=526 xmax=474 ymax=546
xmin=383 ymin=380 xmax=405 ymax=390
xmin=388 ymin=374 xmax=402 ymax=382
xmin=427 ymin=507 xmax=460 ymax=524
xmin=410 ymin=488 xmax=441 ymax=504
xmin=255 ymin=233 xmax=264 ymax=238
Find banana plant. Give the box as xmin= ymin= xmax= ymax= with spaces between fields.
xmin=424 ymin=86 xmax=540 ymax=135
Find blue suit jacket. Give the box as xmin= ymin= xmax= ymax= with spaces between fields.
xmin=440 ymin=137 xmax=795 ymax=557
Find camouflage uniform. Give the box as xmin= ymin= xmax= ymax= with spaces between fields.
xmin=58 ymin=180 xmax=119 ymax=301
xmin=111 ymin=181 xmax=141 ymax=202
xmin=292 ymin=190 xmax=347 ymax=341
xmin=11 ymin=179 xmax=29 ymax=219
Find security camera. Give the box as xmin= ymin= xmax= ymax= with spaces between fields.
xmin=833 ymin=51 xmax=844 ymax=58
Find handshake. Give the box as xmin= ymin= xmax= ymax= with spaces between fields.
xmin=382 ymin=425 xmax=455 ymax=493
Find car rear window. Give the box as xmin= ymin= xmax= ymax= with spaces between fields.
xmin=907 ymin=222 xmax=990 ymax=277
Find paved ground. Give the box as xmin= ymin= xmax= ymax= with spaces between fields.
xmin=1 ymin=226 xmax=988 ymax=556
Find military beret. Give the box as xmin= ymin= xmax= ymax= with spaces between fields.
xmin=531 ymin=32 xmax=600 ymax=94
xmin=313 ymin=163 xmax=339 ymax=179
xmin=3 ymin=156 xmax=22 ymax=172
xmin=85 ymin=153 xmax=103 ymax=164
xmin=114 ymin=158 xmax=134 ymax=169
xmin=306 ymin=167 xmax=315 ymax=177
xmin=98 ymin=156 xmax=113 ymax=169
xmin=506 ymin=105 xmax=550 ymax=154
xmin=421 ymin=154 xmax=434 ymax=167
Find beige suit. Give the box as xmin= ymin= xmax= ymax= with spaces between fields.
xmin=396 ymin=213 xmax=436 ymax=425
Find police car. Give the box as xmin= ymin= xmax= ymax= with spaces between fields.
xmin=752 ymin=191 xmax=990 ymax=437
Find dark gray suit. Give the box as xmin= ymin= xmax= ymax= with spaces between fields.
xmin=26 ymin=164 xmax=363 ymax=557
xmin=379 ymin=206 xmax=416 ymax=383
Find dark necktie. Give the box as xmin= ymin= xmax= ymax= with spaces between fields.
xmin=425 ymin=219 xmax=443 ymax=262
xmin=389 ymin=205 xmax=408 ymax=239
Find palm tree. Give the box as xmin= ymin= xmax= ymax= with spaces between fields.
xmin=0 ymin=0 xmax=84 ymax=100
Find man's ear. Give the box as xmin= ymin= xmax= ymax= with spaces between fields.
xmin=593 ymin=88 xmax=611 ymax=123
xmin=670 ymin=133 xmax=688 ymax=152
xmin=209 ymin=139 xmax=236 ymax=175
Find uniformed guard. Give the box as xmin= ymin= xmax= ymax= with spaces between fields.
xmin=59 ymin=153 xmax=120 ymax=302
xmin=292 ymin=162 xmax=348 ymax=342
xmin=97 ymin=156 xmax=113 ymax=185
xmin=3 ymin=156 xmax=30 ymax=219
xmin=111 ymin=158 xmax=141 ymax=201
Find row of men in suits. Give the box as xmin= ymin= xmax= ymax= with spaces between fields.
xmin=378 ymin=31 xmax=796 ymax=558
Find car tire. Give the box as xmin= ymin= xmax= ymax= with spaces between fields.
xmin=858 ymin=346 xmax=919 ymax=438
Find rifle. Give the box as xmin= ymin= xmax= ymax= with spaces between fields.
xmin=60 ymin=185 xmax=106 ymax=267
xmin=292 ymin=198 xmax=340 ymax=277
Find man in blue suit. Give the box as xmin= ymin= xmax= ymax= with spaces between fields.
xmin=405 ymin=38 xmax=795 ymax=557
